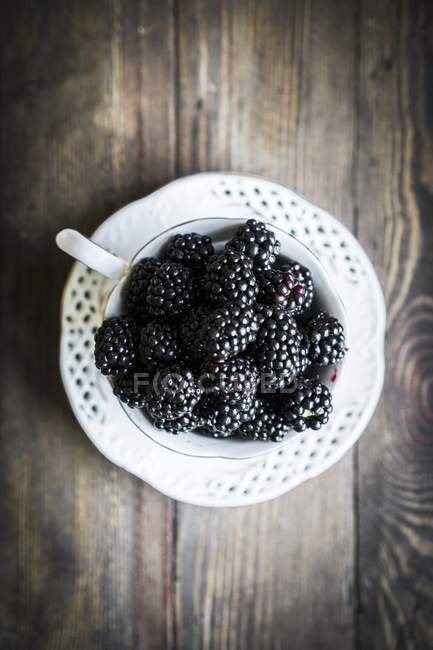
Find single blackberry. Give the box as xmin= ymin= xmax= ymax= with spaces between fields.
xmin=276 ymin=378 xmax=333 ymax=432
xmin=201 ymin=357 xmax=258 ymax=404
xmin=305 ymin=311 xmax=346 ymax=366
xmin=197 ymin=395 xmax=257 ymax=437
xmin=251 ymin=304 xmax=302 ymax=388
xmin=125 ymin=258 xmax=160 ymax=319
xmin=164 ymin=233 xmax=214 ymax=269
xmin=139 ymin=321 xmax=178 ymax=366
xmin=198 ymin=303 xmax=259 ymax=362
xmin=151 ymin=411 xmax=204 ymax=434
xmin=113 ymin=373 xmax=148 ymax=408
xmin=178 ymin=306 xmax=210 ymax=364
xmin=146 ymin=262 xmax=193 ymax=318
xmin=144 ymin=366 xmax=202 ymax=420
xmin=94 ymin=317 xmax=138 ymax=376
xmin=255 ymin=267 xmax=295 ymax=307
xmin=226 ymin=219 xmax=280 ymax=268
xmin=280 ymin=261 xmax=314 ymax=314
xmin=238 ymin=399 xmax=291 ymax=442
xmin=255 ymin=261 xmax=314 ymax=314
xmin=203 ymin=250 xmax=258 ymax=307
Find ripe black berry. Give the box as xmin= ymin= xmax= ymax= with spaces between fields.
xmin=146 ymin=262 xmax=193 ymax=318
xmin=305 ymin=311 xmax=346 ymax=366
xmin=226 ymin=219 xmax=280 ymax=268
xmin=139 ymin=321 xmax=178 ymax=366
xmin=255 ymin=261 xmax=314 ymax=315
xmin=203 ymin=250 xmax=258 ymax=307
xmin=94 ymin=317 xmax=138 ymax=376
xmin=251 ymin=304 xmax=302 ymax=387
xmin=125 ymin=258 xmax=160 ymax=320
xmin=178 ymin=306 xmax=210 ymax=364
xmin=114 ymin=373 xmax=148 ymax=408
xmin=144 ymin=366 xmax=202 ymax=420
xmin=238 ymin=399 xmax=291 ymax=442
xmin=197 ymin=395 xmax=257 ymax=437
xmin=198 ymin=303 xmax=259 ymax=362
xmin=280 ymin=260 xmax=314 ymax=314
xmin=201 ymin=356 xmax=258 ymax=404
xmin=164 ymin=232 xmax=214 ymax=269
xmin=275 ymin=378 xmax=333 ymax=431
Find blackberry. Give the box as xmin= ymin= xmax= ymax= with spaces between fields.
xmin=305 ymin=311 xmax=346 ymax=366
xmin=276 ymin=378 xmax=332 ymax=432
xmin=178 ymin=306 xmax=209 ymax=364
xmin=146 ymin=262 xmax=193 ymax=318
xmin=226 ymin=219 xmax=280 ymax=268
xmin=251 ymin=305 xmax=302 ymax=387
xmin=238 ymin=399 xmax=291 ymax=442
xmin=139 ymin=321 xmax=178 ymax=366
xmin=198 ymin=303 xmax=259 ymax=362
xmin=197 ymin=395 xmax=257 ymax=437
xmin=144 ymin=366 xmax=202 ymax=420
xmin=164 ymin=233 xmax=214 ymax=269
xmin=255 ymin=262 xmax=314 ymax=315
xmin=125 ymin=258 xmax=160 ymax=320
xmin=94 ymin=317 xmax=138 ymax=376
xmin=113 ymin=373 xmax=148 ymax=408
xmin=280 ymin=261 xmax=314 ymax=314
xmin=203 ymin=250 xmax=258 ymax=307
xmin=151 ymin=411 xmax=203 ymax=434
xmin=201 ymin=357 xmax=258 ymax=404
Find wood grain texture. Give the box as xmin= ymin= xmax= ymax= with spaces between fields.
xmin=0 ymin=2 xmax=175 ymax=649
xmin=354 ymin=1 xmax=433 ymax=648
xmin=1 ymin=0 xmax=433 ymax=649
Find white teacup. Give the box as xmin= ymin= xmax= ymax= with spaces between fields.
xmin=57 ymin=217 xmax=348 ymax=460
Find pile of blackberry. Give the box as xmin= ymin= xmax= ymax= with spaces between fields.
xmin=94 ymin=219 xmax=347 ymax=441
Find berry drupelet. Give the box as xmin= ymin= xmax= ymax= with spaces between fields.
xmin=94 ymin=316 xmax=138 ymax=376
xmin=305 ymin=311 xmax=346 ymax=366
xmin=226 ymin=219 xmax=281 ymax=268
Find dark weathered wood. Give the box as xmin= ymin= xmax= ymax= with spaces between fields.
xmin=1 ymin=0 xmax=433 ymax=649
xmin=355 ymin=1 xmax=433 ymax=648
xmin=0 ymin=2 xmax=175 ymax=649
xmin=175 ymin=1 xmax=357 ymax=648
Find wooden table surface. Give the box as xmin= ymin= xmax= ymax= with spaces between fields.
xmin=2 ymin=1 xmax=433 ymax=648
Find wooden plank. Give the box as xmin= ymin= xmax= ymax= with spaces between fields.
xmin=175 ymin=1 xmax=358 ymax=647
xmin=355 ymin=0 xmax=433 ymax=647
xmin=0 ymin=2 xmax=175 ymax=648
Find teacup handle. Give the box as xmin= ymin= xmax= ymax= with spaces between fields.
xmin=55 ymin=229 xmax=129 ymax=279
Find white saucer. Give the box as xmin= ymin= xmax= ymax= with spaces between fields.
xmin=59 ymin=172 xmax=385 ymax=507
